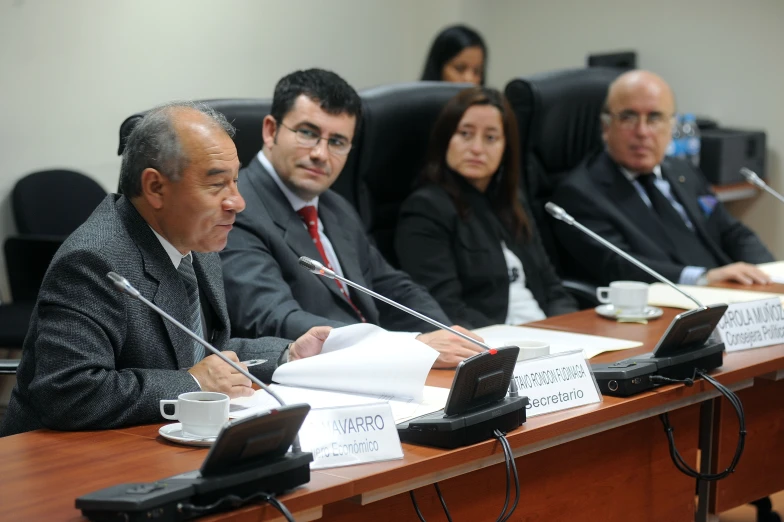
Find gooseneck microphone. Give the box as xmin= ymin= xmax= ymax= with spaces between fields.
xmin=297 ymin=256 xmax=492 ymax=351
xmin=740 ymin=167 xmax=784 ymax=205
xmin=297 ymin=257 xmax=519 ymax=400
xmin=106 ymin=271 xmax=288 ymax=407
xmin=545 ymin=202 xmax=705 ymax=309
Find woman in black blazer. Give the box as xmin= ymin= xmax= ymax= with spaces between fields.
xmin=395 ymin=87 xmax=577 ymax=329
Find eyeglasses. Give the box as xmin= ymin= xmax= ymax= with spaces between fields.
xmin=603 ymin=110 xmax=675 ymax=131
xmin=279 ymin=123 xmax=352 ymax=156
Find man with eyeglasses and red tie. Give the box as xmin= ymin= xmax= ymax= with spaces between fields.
xmin=221 ymin=68 xmax=485 ymax=369
xmin=552 ymin=70 xmax=773 ymax=287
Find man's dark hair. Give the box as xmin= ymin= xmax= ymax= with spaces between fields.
xmin=269 ymin=69 xmax=362 ymax=130
xmin=420 ymin=25 xmax=487 ymax=85
xmin=119 ymin=101 xmax=235 ymax=198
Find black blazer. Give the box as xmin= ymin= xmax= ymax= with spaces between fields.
xmin=395 ymin=183 xmax=578 ymax=329
xmin=551 ymin=151 xmax=773 ymax=285
xmin=221 ymin=157 xmax=451 ymax=340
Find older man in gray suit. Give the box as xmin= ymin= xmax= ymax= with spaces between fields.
xmin=0 ymin=103 xmax=328 ymax=437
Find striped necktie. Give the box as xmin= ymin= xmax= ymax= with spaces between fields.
xmin=178 ymin=255 xmax=205 ymax=363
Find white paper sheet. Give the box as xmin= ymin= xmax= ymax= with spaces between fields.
xmin=647 ymin=282 xmax=784 ymax=310
xmin=230 ymin=384 xmax=449 ymax=424
xmin=758 ymin=261 xmax=784 ymax=284
xmin=472 ymin=324 xmax=642 ymax=359
xmin=272 ymin=323 xmax=439 ymax=401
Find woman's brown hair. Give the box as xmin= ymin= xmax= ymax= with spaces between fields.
xmin=420 ymin=86 xmax=530 ymax=239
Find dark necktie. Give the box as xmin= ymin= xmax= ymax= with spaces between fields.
xmin=296 ymin=205 xmax=366 ymax=322
xmin=178 ymin=255 xmax=205 ymax=363
xmin=636 ymin=173 xmax=720 ymax=268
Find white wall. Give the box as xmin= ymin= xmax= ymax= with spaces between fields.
xmin=1 ymin=0 xmax=782 ymax=300
xmin=463 ymin=0 xmax=784 ymax=259
xmin=0 ymin=0 xmax=461 ymax=300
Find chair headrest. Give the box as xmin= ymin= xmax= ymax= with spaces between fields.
xmin=356 ymin=82 xmax=469 ymax=224
xmin=506 ymin=67 xmax=622 ymax=174
xmin=118 ymin=99 xmax=272 ymax=168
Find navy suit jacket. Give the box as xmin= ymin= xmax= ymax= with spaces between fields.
xmin=552 ymin=151 xmax=773 ymax=285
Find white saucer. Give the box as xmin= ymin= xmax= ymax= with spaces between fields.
xmin=595 ymin=304 xmax=663 ymax=321
xmin=158 ymin=423 xmax=216 ymax=447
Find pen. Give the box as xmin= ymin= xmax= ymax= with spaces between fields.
xmin=242 ymin=359 xmax=267 ymax=367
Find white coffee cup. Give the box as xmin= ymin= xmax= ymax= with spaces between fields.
xmin=159 ymin=391 xmax=229 ymax=437
xmin=596 ymin=281 xmax=649 ymax=314
xmin=503 ymin=340 xmax=550 ymax=362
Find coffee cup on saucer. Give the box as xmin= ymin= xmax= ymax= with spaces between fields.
xmin=503 ymin=340 xmax=550 ymax=362
xmin=596 ymin=281 xmax=649 ymax=316
xmin=159 ymin=391 xmax=229 ymax=438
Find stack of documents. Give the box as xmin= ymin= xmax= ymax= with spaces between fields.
xmin=647 ymin=283 xmax=784 ymax=310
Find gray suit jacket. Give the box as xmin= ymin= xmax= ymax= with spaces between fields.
xmin=221 ymin=157 xmax=451 ymax=340
xmin=552 ymin=151 xmax=773 ymax=285
xmin=1 ymin=195 xmax=289 ymax=437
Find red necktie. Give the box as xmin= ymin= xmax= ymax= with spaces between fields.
xmin=296 ymin=206 xmax=365 ymax=322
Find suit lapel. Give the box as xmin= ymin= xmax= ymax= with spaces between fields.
xmin=193 ymin=252 xmax=228 ymax=344
xmin=250 ymin=159 xmax=352 ymax=306
xmin=117 ymin=198 xmax=195 ymax=368
xmin=660 ymin=161 xmax=731 ymax=264
xmin=319 ymin=202 xmax=376 ymax=316
xmin=595 ymin=153 xmax=686 ymax=263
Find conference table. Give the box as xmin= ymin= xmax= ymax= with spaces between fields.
xmin=2 ymin=286 xmax=783 ymax=521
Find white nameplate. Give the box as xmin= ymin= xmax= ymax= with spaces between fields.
xmin=296 ymin=402 xmax=403 ymax=470
xmin=716 ymin=298 xmax=784 ymax=352
xmin=512 ymin=350 xmax=602 ymax=417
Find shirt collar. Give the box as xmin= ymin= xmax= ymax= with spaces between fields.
xmin=619 ymin=164 xmax=663 ymax=182
xmin=258 ymin=150 xmax=319 ymax=211
xmin=150 ymin=227 xmax=192 ymax=269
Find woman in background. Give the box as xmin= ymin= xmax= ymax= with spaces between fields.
xmin=395 ymin=87 xmax=577 ymax=329
xmin=421 ymin=25 xmax=486 ymax=85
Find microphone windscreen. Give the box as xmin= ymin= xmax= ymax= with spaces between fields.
xmin=298 ymin=256 xmax=317 ymax=271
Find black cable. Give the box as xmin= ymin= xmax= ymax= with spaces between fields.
xmin=433 ymin=483 xmax=454 ymax=522
xmin=178 ymin=492 xmax=294 ymax=522
xmin=658 ymin=369 xmax=745 ymax=481
xmin=410 ymin=490 xmax=427 ymax=522
xmin=497 ymin=434 xmax=520 ymax=522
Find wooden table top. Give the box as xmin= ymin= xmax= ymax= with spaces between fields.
xmin=3 ymin=303 xmax=784 ymax=520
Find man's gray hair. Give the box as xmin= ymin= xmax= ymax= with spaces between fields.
xmin=119 ymin=101 xmax=235 ymax=197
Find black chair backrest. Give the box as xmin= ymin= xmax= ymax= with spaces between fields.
xmin=12 ymin=169 xmax=107 ymax=236
xmin=354 ymin=81 xmax=468 ymax=266
xmin=505 ymin=67 xmax=623 ymax=273
xmin=118 ymin=98 xmax=273 ymax=169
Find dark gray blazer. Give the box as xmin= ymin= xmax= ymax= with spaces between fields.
xmin=1 ymin=195 xmax=289 ymax=437
xmin=221 ymin=157 xmax=451 ymax=340
xmin=551 ymin=151 xmax=773 ymax=285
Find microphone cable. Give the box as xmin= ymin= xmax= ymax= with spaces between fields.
xmin=408 ymin=430 xmax=519 ymax=522
xmin=654 ymin=369 xmax=745 ymax=481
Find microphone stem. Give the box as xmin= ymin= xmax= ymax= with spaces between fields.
xmin=569 ymin=220 xmax=705 ymax=308
xmin=331 ymin=273 xmax=491 ymax=350
xmin=134 ymin=293 xmax=287 ymax=406
xmin=760 ymin=184 xmax=784 ymax=205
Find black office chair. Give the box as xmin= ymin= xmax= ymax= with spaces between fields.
xmin=0 ymin=169 xmax=107 ymax=373
xmin=352 ymin=82 xmax=468 ymax=267
xmin=505 ymin=67 xmax=623 ymax=308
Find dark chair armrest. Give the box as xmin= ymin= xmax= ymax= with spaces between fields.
xmin=0 ymin=359 xmax=19 ymax=375
xmin=4 ymin=235 xmax=65 ymax=302
xmin=562 ymin=279 xmax=599 ymax=309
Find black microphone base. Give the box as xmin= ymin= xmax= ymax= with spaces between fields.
xmin=397 ymin=396 xmax=528 ymax=449
xmin=76 ymin=451 xmax=313 ymax=522
xmin=592 ymin=341 xmax=725 ymax=397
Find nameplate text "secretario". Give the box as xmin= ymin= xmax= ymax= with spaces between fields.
xmin=296 ymin=402 xmax=403 ymax=470
xmin=716 ymin=298 xmax=784 ymax=353
xmin=512 ymin=350 xmax=602 ymax=417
